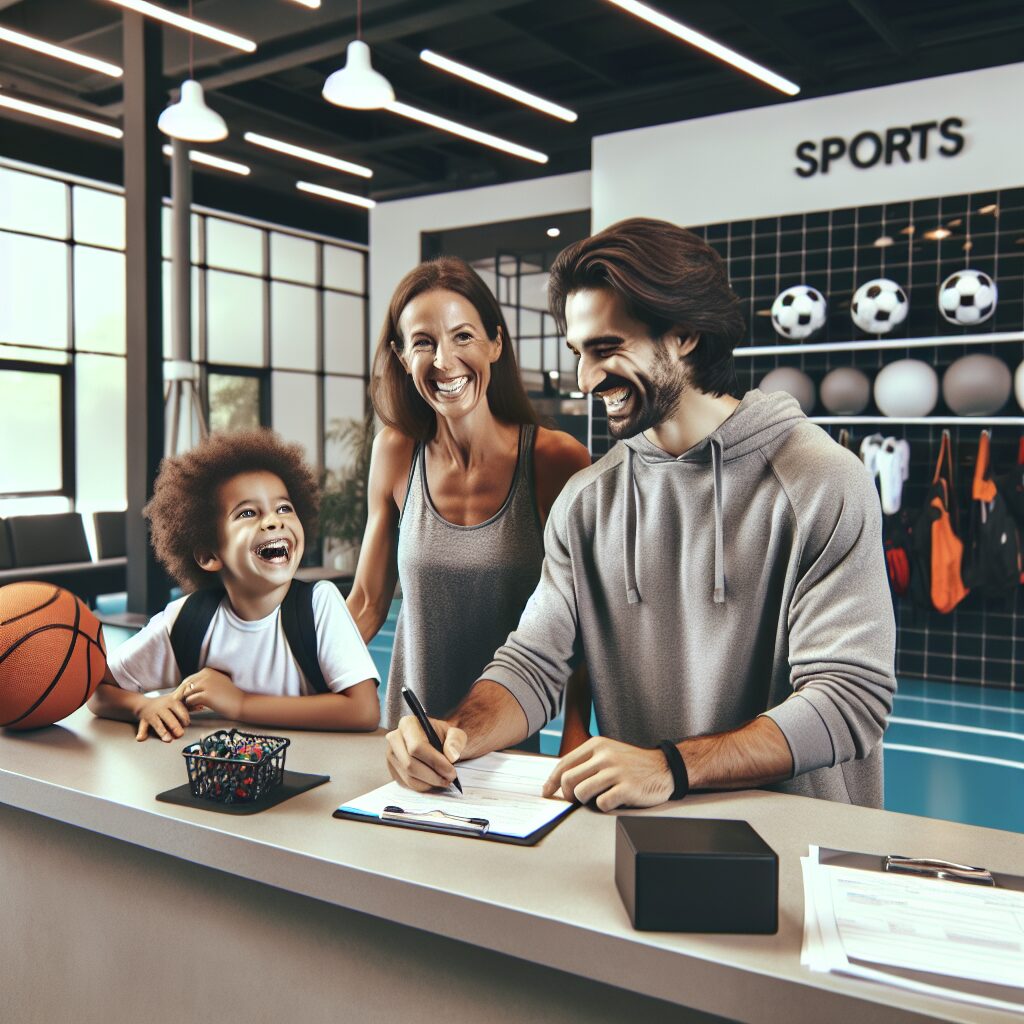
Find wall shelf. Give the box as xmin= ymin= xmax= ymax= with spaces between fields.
xmin=810 ymin=416 xmax=1024 ymax=426
xmin=736 ymin=331 xmax=1024 ymax=358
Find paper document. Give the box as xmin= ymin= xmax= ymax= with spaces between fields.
xmin=337 ymin=752 xmax=572 ymax=839
xmin=801 ymin=846 xmax=1024 ymax=1014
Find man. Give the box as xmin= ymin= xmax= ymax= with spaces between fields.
xmin=386 ymin=217 xmax=896 ymax=810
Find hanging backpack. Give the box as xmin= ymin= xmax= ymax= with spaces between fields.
xmin=911 ymin=430 xmax=969 ymax=614
xmin=964 ymin=431 xmax=1022 ymax=597
xmin=883 ymin=509 xmax=913 ymax=597
xmin=169 ymin=578 xmax=329 ymax=693
xmin=995 ymin=436 xmax=1024 ymax=534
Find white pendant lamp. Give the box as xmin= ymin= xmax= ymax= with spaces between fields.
xmin=157 ymin=0 xmax=228 ymax=142
xmin=158 ymin=79 xmax=227 ymax=141
xmin=322 ymin=0 xmax=394 ymax=110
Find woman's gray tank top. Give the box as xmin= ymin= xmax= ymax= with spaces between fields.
xmin=384 ymin=424 xmax=545 ymax=730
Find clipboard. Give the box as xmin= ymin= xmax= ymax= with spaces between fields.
xmin=332 ymin=800 xmax=575 ymax=846
xmin=810 ymin=846 xmax=1024 ymax=1010
xmin=332 ymin=750 xmax=576 ymax=846
xmin=817 ymin=847 xmax=1024 ymax=892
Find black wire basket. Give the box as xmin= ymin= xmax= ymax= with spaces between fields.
xmin=182 ymin=729 xmax=290 ymax=805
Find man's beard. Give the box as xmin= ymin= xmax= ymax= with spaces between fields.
xmin=603 ymin=345 xmax=686 ymax=439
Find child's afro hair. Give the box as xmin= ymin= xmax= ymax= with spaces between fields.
xmin=144 ymin=428 xmax=320 ymax=592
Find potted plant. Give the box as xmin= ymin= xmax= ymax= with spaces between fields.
xmin=319 ymin=409 xmax=375 ymax=575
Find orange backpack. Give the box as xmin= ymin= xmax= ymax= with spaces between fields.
xmin=926 ymin=430 xmax=970 ymax=614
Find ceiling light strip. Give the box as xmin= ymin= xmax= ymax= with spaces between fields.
xmin=162 ymin=145 xmax=249 ymax=175
xmin=244 ymin=131 xmax=372 ymax=178
xmin=0 ymin=88 xmax=122 ymax=138
xmin=286 ymin=0 xmax=321 ymax=6
xmin=297 ymin=181 xmax=375 ymax=209
xmin=104 ymin=0 xmax=256 ymax=53
xmin=419 ymin=50 xmax=577 ymax=123
xmin=604 ymin=0 xmax=799 ymax=96
xmin=386 ymin=100 xmax=548 ymax=163
xmin=0 ymin=26 xmax=123 ymax=77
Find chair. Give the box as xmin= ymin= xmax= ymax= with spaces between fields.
xmin=0 ymin=519 xmax=13 ymax=571
xmin=0 ymin=513 xmax=126 ymax=604
xmin=8 ymin=513 xmax=91 ymax=567
xmin=93 ymin=511 xmax=127 ymax=560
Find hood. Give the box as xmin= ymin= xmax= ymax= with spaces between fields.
xmin=618 ymin=389 xmax=806 ymax=605
xmin=622 ymin=388 xmax=806 ymax=463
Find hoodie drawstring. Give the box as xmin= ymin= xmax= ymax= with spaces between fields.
xmin=623 ymin=437 xmax=726 ymax=606
xmin=711 ymin=435 xmax=725 ymax=604
xmin=624 ymin=446 xmax=640 ymax=604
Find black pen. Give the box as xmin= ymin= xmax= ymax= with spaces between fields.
xmin=401 ymin=686 xmax=463 ymax=794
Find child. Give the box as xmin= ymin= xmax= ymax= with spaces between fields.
xmin=89 ymin=428 xmax=380 ymax=741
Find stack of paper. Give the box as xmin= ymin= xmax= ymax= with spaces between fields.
xmin=801 ymin=846 xmax=1024 ymax=1013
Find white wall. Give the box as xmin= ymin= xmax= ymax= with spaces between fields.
xmin=593 ymin=62 xmax=1024 ymax=229
xmin=369 ymin=171 xmax=591 ymax=337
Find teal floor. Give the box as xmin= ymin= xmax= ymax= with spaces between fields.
xmin=99 ymin=595 xmax=1024 ymax=834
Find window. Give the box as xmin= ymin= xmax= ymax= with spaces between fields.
xmin=0 ymin=231 xmax=68 ymax=348
xmin=0 ymin=167 xmax=66 ymax=238
xmin=209 ymin=372 xmax=263 ymax=433
xmin=0 ymin=365 xmax=65 ymax=494
xmin=74 ymin=247 xmax=126 ymax=354
xmin=0 ymin=158 xmax=369 ymax=523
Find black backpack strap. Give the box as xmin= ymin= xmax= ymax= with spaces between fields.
xmin=169 ymin=587 xmax=226 ymax=680
xmin=280 ymin=579 xmax=329 ymax=694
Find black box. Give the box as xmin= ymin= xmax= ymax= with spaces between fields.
xmin=615 ymin=817 xmax=778 ymax=933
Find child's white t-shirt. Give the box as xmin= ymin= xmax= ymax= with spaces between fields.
xmin=108 ymin=581 xmax=379 ymax=697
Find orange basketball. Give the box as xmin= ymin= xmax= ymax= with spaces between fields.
xmin=0 ymin=582 xmax=107 ymax=730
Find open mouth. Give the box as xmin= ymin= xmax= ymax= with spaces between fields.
xmin=599 ymin=384 xmax=632 ymax=415
xmin=431 ymin=375 xmax=470 ymax=398
xmin=253 ymin=538 xmax=292 ymax=564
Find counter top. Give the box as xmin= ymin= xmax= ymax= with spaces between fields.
xmin=1 ymin=708 xmax=1021 ymax=1024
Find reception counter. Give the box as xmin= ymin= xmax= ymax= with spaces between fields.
xmin=1 ymin=708 xmax=1020 ymax=1024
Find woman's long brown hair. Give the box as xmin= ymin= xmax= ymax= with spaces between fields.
xmin=370 ymin=257 xmax=539 ymax=441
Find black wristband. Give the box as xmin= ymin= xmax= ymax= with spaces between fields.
xmin=658 ymin=740 xmax=690 ymax=801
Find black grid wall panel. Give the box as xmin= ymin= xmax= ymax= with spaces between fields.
xmin=589 ymin=185 xmax=1024 ymax=690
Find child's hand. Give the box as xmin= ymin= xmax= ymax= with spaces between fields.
xmin=181 ymin=668 xmax=245 ymax=720
xmin=136 ymin=693 xmax=191 ymax=742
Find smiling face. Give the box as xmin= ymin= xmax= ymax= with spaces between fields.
xmin=197 ymin=470 xmax=305 ymax=613
xmin=395 ymin=288 xmax=502 ymax=424
xmin=565 ymin=287 xmax=692 ymax=439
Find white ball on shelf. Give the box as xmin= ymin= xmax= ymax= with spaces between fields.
xmin=873 ymin=359 xmax=939 ymax=417
xmin=851 ymin=278 xmax=909 ymax=335
xmin=942 ymin=354 xmax=1012 ymax=415
xmin=759 ymin=367 xmax=816 ymax=415
xmin=938 ymin=269 xmax=998 ymax=326
xmin=820 ymin=367 xmax=871 ymax=415
xmin=770 ymin=285 xmax=827 ymax=340
xmin=1015 ymin=359 xmax=1024 ymax=410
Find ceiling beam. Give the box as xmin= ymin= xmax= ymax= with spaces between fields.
xmin=488 ymin=11 xmax=620 ymax=87
xmin=178 ymin=0 xmax=535 ymax=95
xmin=719 ymin=0 xmax=827 ymax=85
xmin=846 ymin=0 xmax=913 ymax=56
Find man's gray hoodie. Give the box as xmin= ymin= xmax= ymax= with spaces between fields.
xmin=480 ymin=388 xmax=897 ymax=806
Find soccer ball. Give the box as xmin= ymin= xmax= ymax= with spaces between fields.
xmin=771 ymin=285 xmax=827 ymax=340
xmin=851 ymin=278 xmax=909 ymax=335
xmin=938 ymin=269 xmax=997 ymax=326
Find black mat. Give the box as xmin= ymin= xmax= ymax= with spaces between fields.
xmin=156 ymin=771 xmax=330 ymax=815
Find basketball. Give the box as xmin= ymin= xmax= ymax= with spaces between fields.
xmin=0 ymin=582 xmax=107 ymax=730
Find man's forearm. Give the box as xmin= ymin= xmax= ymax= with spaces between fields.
xmin=449 ymin=680 xmax=529 ymax=758
xmin=679 ymin=715 xmax=793 ymax=790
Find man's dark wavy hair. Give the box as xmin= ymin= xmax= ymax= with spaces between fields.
xmin=144 ymin=428 xmax=320 ymax=592
xmin=548 ymin=217 xmax=745 ymax=396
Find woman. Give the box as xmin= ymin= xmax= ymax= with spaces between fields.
xmin=347 ymin=257 xmax=592 ymax=750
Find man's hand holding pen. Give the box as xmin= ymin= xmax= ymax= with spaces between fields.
xmin=385 ymin=713 xmax=467 ymax=792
